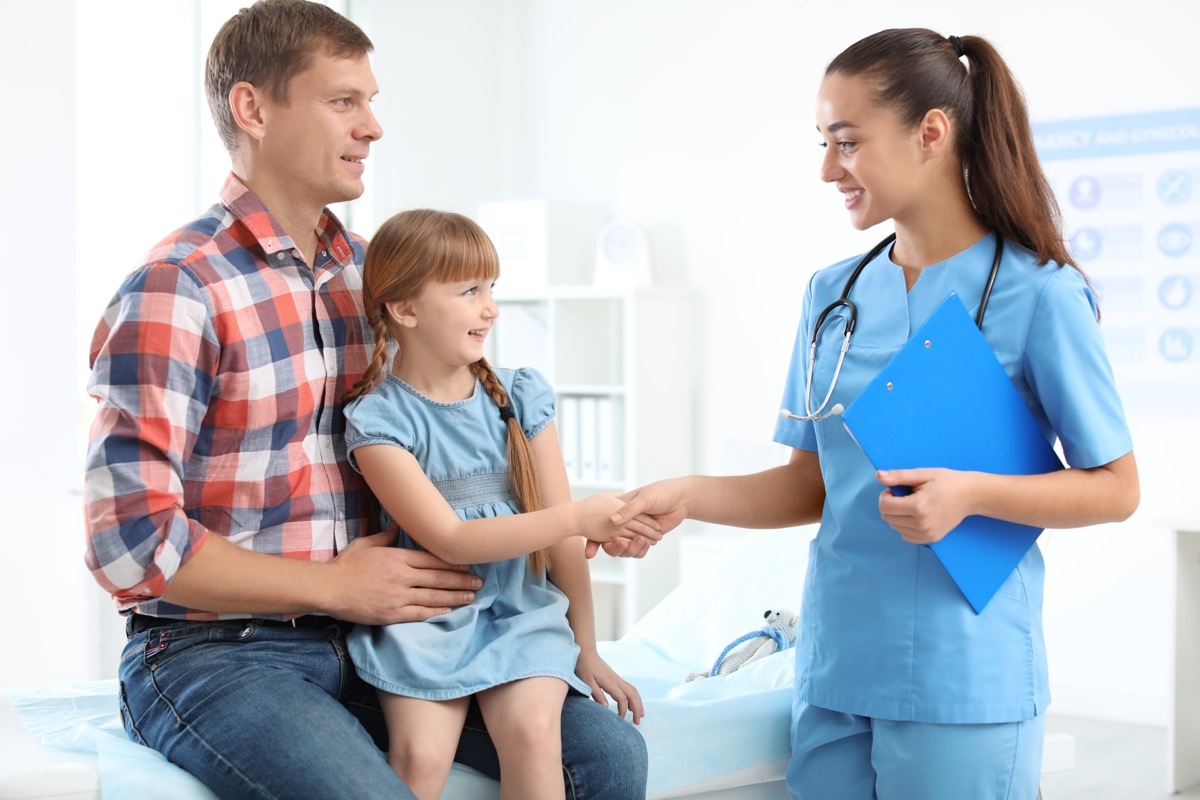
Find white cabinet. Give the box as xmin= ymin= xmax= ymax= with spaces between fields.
xmin=487 ymin=286 xmax=694 ymax=638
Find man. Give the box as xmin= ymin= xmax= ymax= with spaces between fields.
xmin=84 ymin=2 xmax=649 ymax=797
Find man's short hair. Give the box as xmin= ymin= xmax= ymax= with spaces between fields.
xmin=205 ymin=0 xmax=374 ymax=153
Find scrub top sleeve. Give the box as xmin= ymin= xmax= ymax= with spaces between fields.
xmin=511 ymin=367 xmax=557 ymax=440
xmin=773 ymin=274 xmax=819 ymax=453
xmin=1024 ymin=267 xmax=1133 ymax=469
xmin=344 ymin=390 xmax=415 ymax=473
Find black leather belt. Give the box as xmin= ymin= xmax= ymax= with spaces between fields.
xmin=126 ymin=612 xmax=348 ymax=638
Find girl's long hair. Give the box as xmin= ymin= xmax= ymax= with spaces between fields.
xmin=344 ymin=209 xmax=549 ymax=574
xmin=827 ymin=28 xmax=1082 ymax=275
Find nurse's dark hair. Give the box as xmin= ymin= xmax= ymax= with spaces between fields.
xmin=205 ymin=0 xmax=374 ymax=153
xmin=826 ymin=28 xmax=1081 ymax=273
xmin=343 ymin=209 xmax=549 ymax=575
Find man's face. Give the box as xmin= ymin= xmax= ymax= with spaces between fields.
xmin=257 ymin=50 xmax=383 ymax=211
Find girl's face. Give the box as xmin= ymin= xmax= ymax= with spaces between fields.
xmin=815 ymin=73 xmax=927 ymax=231
xmin=402 ymin=276 xmax=499 ymax=368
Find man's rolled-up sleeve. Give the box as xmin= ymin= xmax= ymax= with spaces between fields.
xmin=84 ymin=263 xmax=219 ymax=607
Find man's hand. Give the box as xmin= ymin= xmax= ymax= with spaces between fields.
xmin=324 ymin=530 xmax=482 ymax=624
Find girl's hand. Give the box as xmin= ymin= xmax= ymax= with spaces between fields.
xmin=577 ymin=493 xmax=662 ymax=545
xmin=575 ymin=648 xmax=644 ymax=724
xmin=876 ymin=468 xmax=977 ymax=545
xmin=584 ymin=480 xmax=692 ymax=559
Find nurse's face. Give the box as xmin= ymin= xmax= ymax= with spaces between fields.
xmin=815 ymin=73 xmax=926 ymax=231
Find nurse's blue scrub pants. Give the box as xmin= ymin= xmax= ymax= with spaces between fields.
xmin=788 ymin=703 xmax=1045 ymax=800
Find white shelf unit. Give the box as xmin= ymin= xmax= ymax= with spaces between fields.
xmin=487 ymin=285 xmax=694 ymax=638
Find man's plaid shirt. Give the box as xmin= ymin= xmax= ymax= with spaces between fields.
xmin=85 ymin=174 xmax=376 ymax=619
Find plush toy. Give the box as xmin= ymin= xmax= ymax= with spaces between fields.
xmin=685 ymin=608 xmax=799 ymax=681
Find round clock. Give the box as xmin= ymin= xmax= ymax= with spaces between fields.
xmin=594 ymin=219 xmax=652 ymax=286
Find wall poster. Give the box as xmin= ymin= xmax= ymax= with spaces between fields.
xmin=1034 ymin=108 xmax=1200 ymax=415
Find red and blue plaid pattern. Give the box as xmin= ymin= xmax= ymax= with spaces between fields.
xmin=85 ymin=174 xmax=375 ymax=619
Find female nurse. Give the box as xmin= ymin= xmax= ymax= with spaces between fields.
xmin=614 ymin=28 xmax=1140 ymax=800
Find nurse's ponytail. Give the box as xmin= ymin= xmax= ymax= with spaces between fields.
xmin=826 ymin=28 xmax=1080 ymax=273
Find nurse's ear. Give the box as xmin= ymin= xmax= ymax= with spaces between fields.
xmin=915 ymin=108 xmax=953 ymax=162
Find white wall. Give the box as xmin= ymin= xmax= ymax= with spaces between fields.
xmin=0 ymin=0 xmax=88 ymax=689
xmin=349 ymin=0 xmax=506 ymax=237
xmin=358 ymin=0 xmax=1199 ymax=726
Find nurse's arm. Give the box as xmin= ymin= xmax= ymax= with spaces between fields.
xmin=876 ymin=449 xmax=1140 ymax=545
xmin=613 ymin=447 xmax=825 ymax=531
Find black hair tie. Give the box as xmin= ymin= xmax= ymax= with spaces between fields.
xmin=948 ymin=35 xmax=965 ymax=58
xmin=499 ymin=405 xmax=516 ymax=423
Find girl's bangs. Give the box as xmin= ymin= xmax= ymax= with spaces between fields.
xmin=437 ymin=227 xmax=501 ymax=284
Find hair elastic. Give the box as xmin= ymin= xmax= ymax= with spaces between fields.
xmin=499 ymin=405 xmax=516 ymax=423
xmin=947 ymin=35 xmax=965 ymax=58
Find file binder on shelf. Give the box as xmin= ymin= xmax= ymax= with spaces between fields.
xmin=558 ymin=396 xmax=580 ymax=483
xmin=577 ymin=396 xmax=599 ymax=485
xmin=840 ymin=292 xmax=1064 ymax=614
xmin=596 ymin=397 xmax=619 ymax=485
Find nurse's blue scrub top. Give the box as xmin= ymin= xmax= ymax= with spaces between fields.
xmin=773 ymin=233 xmax=1133 ymax=724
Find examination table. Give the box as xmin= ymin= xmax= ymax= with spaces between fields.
xmin=0 ymin=528 xmax=1073 ymax=799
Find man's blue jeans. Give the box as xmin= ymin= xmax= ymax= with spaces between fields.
xmin=119 ymin=617 xmax=648 ymax=799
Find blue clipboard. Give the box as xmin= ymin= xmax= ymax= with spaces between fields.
xmin=840 ymin=292 xmax=1063 ymax=614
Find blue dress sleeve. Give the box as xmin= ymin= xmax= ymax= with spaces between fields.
xmin=343 ymin=388 xmax=415 ymax=473
xmin=1024 ymin=267 xmax=1133 ymax=468
xmin=510 ymin=367 xmax=557 ymax=439
xmin=774 ymin=274 xmax=819 ymax=452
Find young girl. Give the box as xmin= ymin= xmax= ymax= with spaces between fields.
xmin=614 ymin=29 xmax=1139 ymax=800
xmin=342 ymin=209 xmax=653 ymax=800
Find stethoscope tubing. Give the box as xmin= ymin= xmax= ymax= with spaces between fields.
xmin=789 ymin=232 xmax=1004 ymax=423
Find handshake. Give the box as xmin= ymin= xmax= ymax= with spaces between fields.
xmin=576 ymin=483 xmax=687 ymax=560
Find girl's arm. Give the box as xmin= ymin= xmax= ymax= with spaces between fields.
xmin=353 ymin=441 xmax=660 ymax=565
xmin=613 ymin=447 xmax=826 ymax=533
xmin=876 ymin=450 xmax=1139 ymax=544
xmin=534 ymin=423 xmax=644 ymax=723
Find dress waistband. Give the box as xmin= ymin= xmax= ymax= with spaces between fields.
xmin=432 ymin=471 xmax=515 ymax=508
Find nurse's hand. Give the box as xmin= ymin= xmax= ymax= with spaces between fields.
xmin=876 ymin=468 xmax=976 ymax=544
xmin=576 ymin=648 xmax=644 ymax=725
xmin=612 ymin=480 xmax=690 ymax=536
xmin=583 ymin=535 xmax=657 ymax=560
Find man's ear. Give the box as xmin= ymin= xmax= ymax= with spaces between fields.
xmin=229 ymin=81 xmax=268 ymax=142
xmin=384 ymin=300 xmax=417 ymax=328
xmin=917 ymin=108 xmax=953 ymax=160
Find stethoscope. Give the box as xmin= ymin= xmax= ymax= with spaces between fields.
xmin=780 ymin=232 xmax=1003 ymax=422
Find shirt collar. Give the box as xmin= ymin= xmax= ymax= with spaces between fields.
xmin=218 ymin=173 xmax=355 ymax=268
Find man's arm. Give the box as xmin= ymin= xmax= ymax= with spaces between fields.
xmin=161 ymin=531 xmax=481 ymax=624
xmin=85 ymin=264 xmax=219 ymax=607
xmin=85 ymin=262 xmax=481 ymax=623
